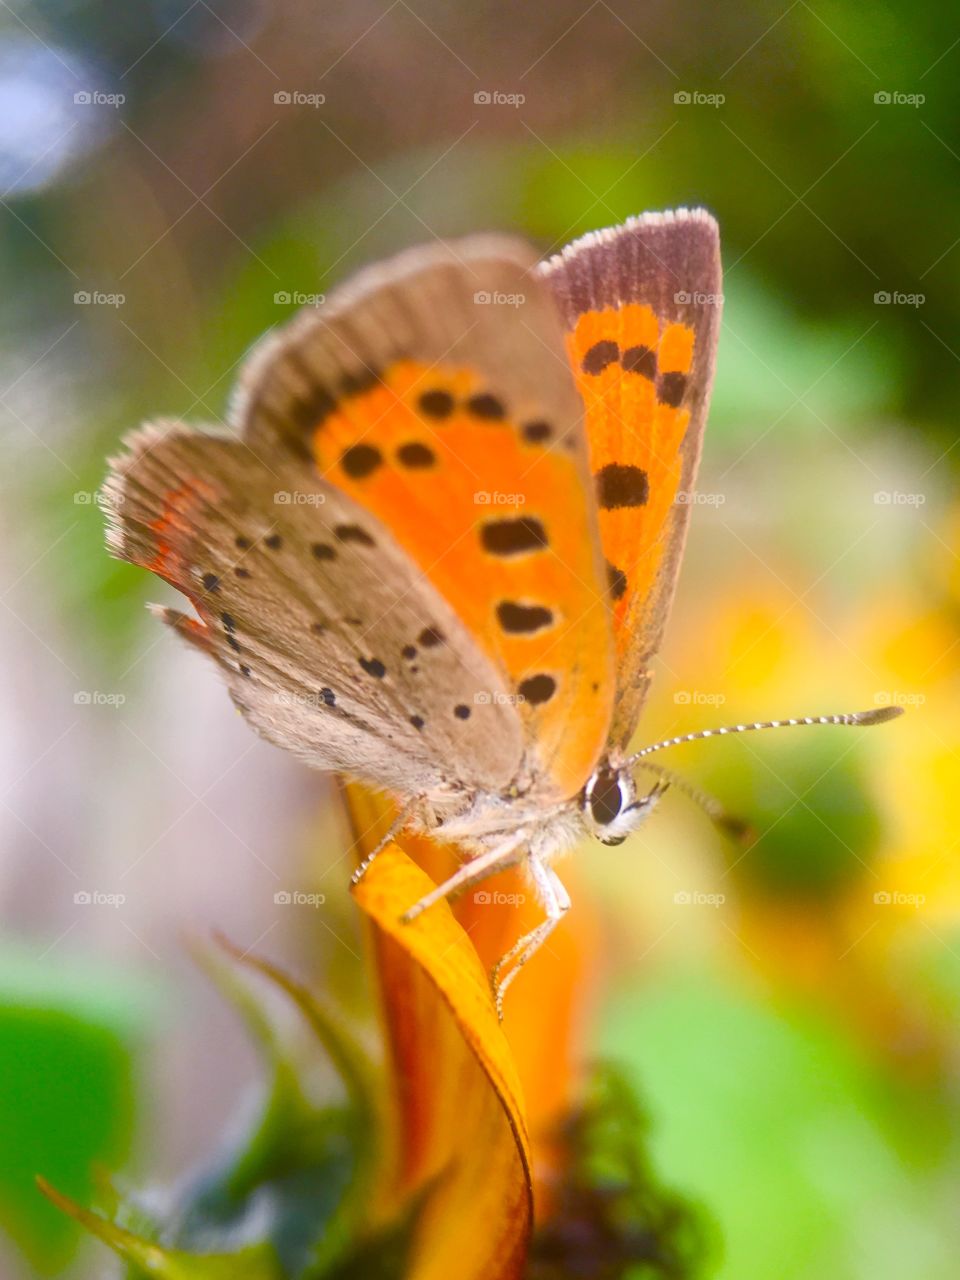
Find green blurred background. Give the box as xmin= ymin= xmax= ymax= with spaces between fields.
xmin=0 ymin=1 xmax=958 ymax=1276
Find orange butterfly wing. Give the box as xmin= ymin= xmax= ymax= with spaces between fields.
xmin=234 ymin=238 xmax=617 ymax=799
xmin=540 ymin=209 xmax=722 ymax=748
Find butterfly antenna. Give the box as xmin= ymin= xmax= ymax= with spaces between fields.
xmin=625 ymin=705 xmax=904 ymax=768
xmin=633 ymin=760 xmax=754 ymax=844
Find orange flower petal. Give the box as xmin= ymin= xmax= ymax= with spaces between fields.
xmin=351 ymin=838 xmax=533 ymax=1280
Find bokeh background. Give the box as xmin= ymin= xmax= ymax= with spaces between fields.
xmin=1 ymin=1 xmax=958 ymax=1276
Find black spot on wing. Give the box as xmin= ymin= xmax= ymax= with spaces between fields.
xmin=418 ymin=626 xmax=445 ymax=648
xmin=622 ymin=344 xmax=657 ymax=379
xmin=581 ymin=340 xmax=619 ymax=375
xmin=480 ymin=517 xmax=548 ymax=556
xmin=335 ymin=524 xmax=375 ymax=547
xmin=201 ymin=573 xmax=220 ymax=593
xmin=341 ymin=443 xmax=382 ymax=478
xmin=596 ymin=463 xmax=649 ymax=510
xmin=359 ymin=656 xmax=386 ymax=679
xmin=607 ymin=562 xmax=628 ymax=601
xmin=418 ymin=389 xmax=454 ymax=419
xmin=522 ymin=419 xmax=552 ymax=444
xmin=518 ymin=674 xmax=556 ymax=705
xmin=496 ymin=601 xmax=554 ymax=634
xmin=658 ymin=371 xmax=687 ymax=407
xmin=396 ymin=442 xmax=436 ymax=468
xmin=454 ymin=703 xmax=471 ymax=720
xmin=466 ymin=392 xmax=506 ymax=420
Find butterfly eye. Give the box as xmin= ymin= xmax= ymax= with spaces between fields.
xmin=586 ymin=768 xmax=626 ymax=827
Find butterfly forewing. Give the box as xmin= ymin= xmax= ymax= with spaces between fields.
xmin=232 ymin=238 xmax=617 ymax=799
xmin=104 ymin=422 xmax=526 ymax=799
xmin=539 ymin=209 xmax=722 ymax=749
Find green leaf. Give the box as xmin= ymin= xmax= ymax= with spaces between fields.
xmin=38 ymin=1179 xmax=282 ymax=1280
xmin=599 ymin=970 xmax=960 ymax=1280
xmin=0 ymin=942 xmax=155 ymax=1273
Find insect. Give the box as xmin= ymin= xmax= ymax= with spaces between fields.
xmin=104 ymin=209 xmax=901 ymax=1017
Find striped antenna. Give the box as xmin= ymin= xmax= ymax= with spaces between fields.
xmin=625 ymin=705 xmax=903 ymax=768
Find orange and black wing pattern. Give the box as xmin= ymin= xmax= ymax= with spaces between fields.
xmin=539 ymin=209 xmax=722 ymax=749
xmin=233 ymin=237 xmax=617 ymax=799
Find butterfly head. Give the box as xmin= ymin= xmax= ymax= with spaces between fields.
xmin=581 ymin=765 xmax=665 ymax=846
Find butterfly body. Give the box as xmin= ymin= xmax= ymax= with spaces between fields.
xmin=105 ymin=209 xmax=722 ymax=1013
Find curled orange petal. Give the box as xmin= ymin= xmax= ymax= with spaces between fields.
xmin=350 ymin=829 xmax=533 ymax=1280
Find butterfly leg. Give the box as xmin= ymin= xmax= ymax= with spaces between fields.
xmin=400 ymin=834 xmax=527 ymax=924
xmin=351 ymin=793 xmax=425 ymax=886
xmin=491 ymin=859 xmax=570 ymax=1021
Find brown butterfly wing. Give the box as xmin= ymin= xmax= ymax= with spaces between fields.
xmin=104 ymin=421 xmax=525 ymax=799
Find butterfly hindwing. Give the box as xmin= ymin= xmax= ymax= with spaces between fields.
xmin=104 ymin=421 xmax=526 ymax=799
xmin=539 ymin=209 xmax=722 ymax=748
xmin=231 ymin=238 xmax=617 ymax=799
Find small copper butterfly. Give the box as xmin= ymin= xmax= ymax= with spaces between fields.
xmin=104 ymin=209 xmax=900 ymax=1015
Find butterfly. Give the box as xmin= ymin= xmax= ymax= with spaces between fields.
xmin=104 ymin=208 xmax=897 ymax=1016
